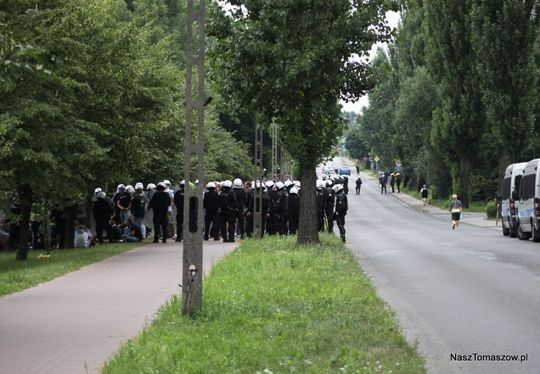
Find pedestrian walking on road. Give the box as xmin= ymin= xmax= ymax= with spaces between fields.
xmin=378 ymin=172 xmax=387 ymax=194
xmin=395 ymin=171 xmax=402 ymax=193
xmin=420 ymin=185 xmax=428 ymax=206
xmin=355 ymin=177 xmax=362 ymax=195
xmin=449 ymin=194 xmax=463 ymax=230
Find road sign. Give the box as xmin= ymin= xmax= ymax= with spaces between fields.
xmin=374 ymin=156 xmax=380 ymax=162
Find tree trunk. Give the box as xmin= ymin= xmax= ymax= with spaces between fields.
xmin=459 ymin=157 xmax=472 ymax=208
xmin=297 ymin=158 xmax=319 ymax=244
xmin=63 ymin=205 xmax=77 ymax=249
xmin=15 ymin=184 xmax=33 ymax=261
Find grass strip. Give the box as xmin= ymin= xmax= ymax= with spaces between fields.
xmin=0 ymin=241 xmax=144 ymax=296
xmin=103 ymin=234 xmax=425 ymax=373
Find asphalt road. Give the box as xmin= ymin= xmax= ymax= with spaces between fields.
xmin=326 ymin=158 xmax=540 ymax=374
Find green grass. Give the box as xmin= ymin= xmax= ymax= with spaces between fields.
xmin=103 ymin=235 xmax=425 ymax=374
xmin=0 ymin=241 xmax=145 ymax=296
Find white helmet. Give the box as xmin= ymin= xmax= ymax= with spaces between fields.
xmin=276 ymin=181 xmax=285 ymax=190
xmin=157 ymin=182 xmax=166 ymax=189
xmin=146 ymin=183 xmax=156 ymax=190
xmin=233 ymin=178 xmax=242 ymax=188
xmin=222 ymin=180 xmax=232 ymax=188
xmin=333 ymin=184 xmax=344 ymax=193
xmin=290 ymin=187 xmax=299 ymax=195
xmin=326 ymin=179 xmax=333 ymax=187
xmin=206 ymin=182 xmax=216 ymax=189
xmin=179 ymin=180 xmax=185 ymax=185
xmin=135 ymin=182 xmax=144 ymax=190
xmin=163 ymin=179 xmax=171 ymax=187
xmin=125 ymin=184 xmax=133 ymax=191
xmin=316 ymin=180 xmax=324 ymax=188
xmin=126 ymin=186 xmax=135 ymax=194
xmin=266 ymin=180 xmax=275 ymax=188
xmin=284 ymin=180 xmax=293 ymax=188
xmin=97 ymin=191 xmax=106 ymax=199
xmin=294 ymin=181 xmax=301 ymax=188
xmin=94 ymin=187 xmax=102 ymax=195
xmin=117 ymin=184 xmax=125 ymax=192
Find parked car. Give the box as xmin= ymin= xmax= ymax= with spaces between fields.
xmin=339 ymin=167 xmax=351 ymax=175
xmin=517 ymin=158 xmax=540 ymax=241
xmin=501 ymin=162 xmax=527 ymax=237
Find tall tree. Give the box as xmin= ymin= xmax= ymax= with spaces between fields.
xmin=210 ymin=0 xmax=396 ymax=243
xmin=424 ymin=0 xmax=486 ymax=207
xmin=471 ymin=0 xmax=538 ymax=180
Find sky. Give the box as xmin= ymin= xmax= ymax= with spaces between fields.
xmin=340 ymin=11 xmax=401 ymax=114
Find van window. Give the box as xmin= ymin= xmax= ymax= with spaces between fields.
xmin=514 ymin=175 xmax=523 ymax=200
xmin=502 ymin=177 xmax=511 ymax=200
xmin=521 ymin=174 xmax=536 ymax=200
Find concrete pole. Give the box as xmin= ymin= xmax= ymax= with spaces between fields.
xmin=182 ymin=0 xmax=205 ymax=316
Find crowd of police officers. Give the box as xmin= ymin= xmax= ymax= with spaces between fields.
xmin=92 ymin=174 xmax=350 ymax=245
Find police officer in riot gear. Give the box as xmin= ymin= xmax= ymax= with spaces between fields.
xmin=203 ymin=182 xmax=220 ymax=240
xmin=325 ymin=179 xmax=335 ymax=233
xmin=218 ymin=180 xmax=235 ymax=242
xmin=231 ymin=178 xmax=246 ymax=239
xmin=173 ymin=180 xmax=185 ymax=242
xmin=333 ymin=184 xmax=348 ymax=242
xmin=148 ymin=182 xmax=171 ymax=243
xmin=316 ymin=180 xmax=327 ymax=232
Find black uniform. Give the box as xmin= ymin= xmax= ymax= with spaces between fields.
xmin=218 ymin=187 xmax=235 ymax=242
xmin=288 ymin=192 xmax=300 ymax=235
xmin=325 ymin=185 xmax=335 ymax=232
xmin=277 ymin=188 xmax=289 ymax=235
xmin=203 ymin=188 xmax=220 ymax=240
xmin=335 ymin=190 xmax=348 ymax=242
xmin=148 ymin=188 xmax=171 ymax=243
xmin=173 ymin=187 xmax=185 ymax=241
xmin=316 ymin=186 xmax=327 ymax=232
xmin=343 ymin=176 xmax=349 ymax=195
xmin=92 ymin=198 xmax=113 ymax=243
xmin=230 ymin=187 xmax=246 ymax=239
xmin=267 ymin=188 xmax=280 ymax=235
xmin=355 ymin=177 xmax=362 ymax=195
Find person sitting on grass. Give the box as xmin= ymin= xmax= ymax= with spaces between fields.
xmin=74 ymin=223 xmax=93 ymax=248
xmin=123 ymin=217 xmax=144 ymax=242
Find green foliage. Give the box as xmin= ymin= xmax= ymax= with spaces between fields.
xmin=103 ymin=235 xmax=425 ymax=373
xmin=485 ymin=199 xmax=497 ymax=219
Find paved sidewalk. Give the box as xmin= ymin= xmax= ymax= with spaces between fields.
xmin=361 ymin=171 xmax=501 ymax=232
xmin=0 ymin=240 xmax=238 ymax=374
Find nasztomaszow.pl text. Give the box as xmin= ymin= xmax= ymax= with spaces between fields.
xmin=450 ymin=353 xmax=528 ymax=363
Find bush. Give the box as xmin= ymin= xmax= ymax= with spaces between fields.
xmin=485 ymin=200 xmax=497 ymax=218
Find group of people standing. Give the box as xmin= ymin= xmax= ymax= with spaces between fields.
xmin=91 ymin=176 xmax=351 ymax=244
xmin=378 ymin=170 xmax=402 ymax=194
xmin=316 ymin=176 xmax=349 ymax=242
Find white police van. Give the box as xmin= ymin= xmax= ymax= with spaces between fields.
xmin=517 ymin=158 xmax=540 ymax=241
xmin=501 ymin=162 xmax=527 ymax=237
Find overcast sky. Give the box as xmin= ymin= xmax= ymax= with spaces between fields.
xmin=340 ymin=11 xmax=401 ymax=114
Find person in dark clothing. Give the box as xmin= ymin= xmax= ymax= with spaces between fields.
xmin=342 ymin=176 xmax=349 ymax=195
xmin=333 ymin=184 xmax=348 ymax=242
xmin=92 ymin=192 xmax=113 ymax=244
xmin=266 ymin=181 xmax=279 ymax=235
xmin=355 ymin=177 xmax=362 ymax=195
xmin=316 ymin=180 xmax=327 ymax=232
xmin=231 ymin=178 xmax=246 ymax=239
xmin=218 ymin=180 xmax=235 ymax=242
xmin=131 ymin=183 xmax=147 ymax=236
xmin=148 ymin=182 xmax=171 ymax=243
xmin=112 ymin=184 xmax=126 ymax=223
xmin=420 ymin=184 xmax=429 ymax=206
xmin=287 ymin=186 xmax=300 ymax=235
xmin=203 ymin=182 xmax=220 ymax=240
xmin=124 ymin=217 xmax=144 ymax=242
xmin=324 ymin=179 xmax=335 ymax=233
xmin=378 ymin=172 xmax=387 ymax=194
xmin=275 ymin=181 xmax=289 ymax=235
xmin=395 ymin=172 xmax=402 ymax=193
xmin=389 ymin=172 xmax=396 ymax=193
xmin=173 ymin=181 xmax=185 ymax=242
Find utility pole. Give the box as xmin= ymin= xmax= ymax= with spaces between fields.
xmin=253 ymin=124 xmax=263 ymax=239
xmin=182 ymin=0 xmax=205 ymax=316
xmin=271 ymin=121 xmax=278 ymax=179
